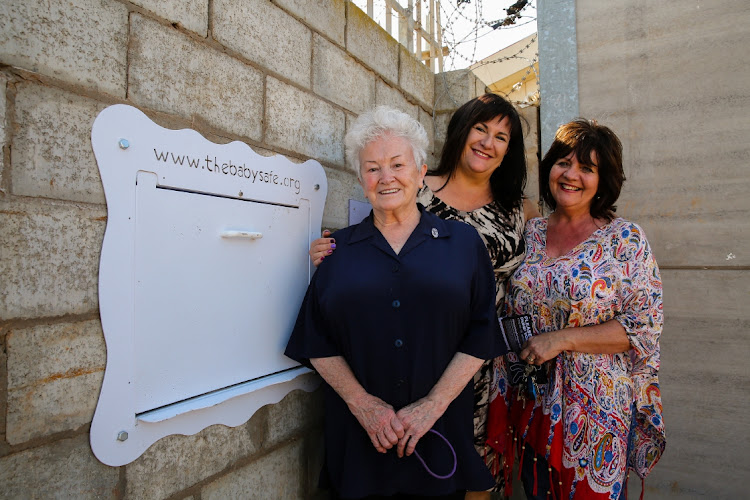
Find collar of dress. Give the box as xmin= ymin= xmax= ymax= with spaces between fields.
xmin=347 ymin=203 xmax=452 ymax=258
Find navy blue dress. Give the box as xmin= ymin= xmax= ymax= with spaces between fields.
xmin=285 ymin=206 xmax=504 ymax=498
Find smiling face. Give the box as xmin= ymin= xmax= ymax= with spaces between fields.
xmin=358 ymin=134 xmax=427 ymax=217
xmin=458 ymin=115 xmax=512 ymax=178
xmin=548 ymin=150 xmax=600 ymax=216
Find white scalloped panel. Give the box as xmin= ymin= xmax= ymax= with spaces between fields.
xmin=90 ymin=105 xmax=325 ymax=466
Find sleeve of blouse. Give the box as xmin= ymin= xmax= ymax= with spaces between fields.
xmin=613 ymin=221 xmax=667 ymax=477
xmin=457 ymin=228 xmax=507 ymax=359
xmin=614 ymin=222 xmax=663 ymax=367
xmin=284 ymin=268 xmax=340 ymax=368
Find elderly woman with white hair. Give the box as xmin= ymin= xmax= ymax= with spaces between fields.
xmin=285 ymin=107 xmax=503 ymax=499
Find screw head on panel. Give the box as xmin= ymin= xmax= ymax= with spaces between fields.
xmin=314 ymin=184 xmax=320 ymax=191
xmin=117 ymin=431 xmax=129 ymax=441
xmin=118 ymin=138 xmax=130 ymax=149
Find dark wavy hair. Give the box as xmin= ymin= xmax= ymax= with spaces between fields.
xmin=539 ymin=119 xmax=625 ymax=221
xmin=431 ymin=93 xmax=527 ymax=212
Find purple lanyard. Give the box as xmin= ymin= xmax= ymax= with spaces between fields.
xmin=412 ymin=429 xmax=457 ymax=479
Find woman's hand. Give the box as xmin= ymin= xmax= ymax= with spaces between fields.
xmin=349 ymin=394 xmax=405 ymax=453
xmin=393 ymin=352 xmax=483 ymax=457
xmin=395 ymin=397 xmax=445 ymax=458
xmin=310 ymin=356 xmax=404 ymax=453
xmin=520 ymin=330 xmax=566 ymax=365
xmin=309 ymin=230 xmax=336 ymax=267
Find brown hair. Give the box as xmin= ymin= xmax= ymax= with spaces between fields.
xmin=539 ymin=119 xmax=625 ymax=220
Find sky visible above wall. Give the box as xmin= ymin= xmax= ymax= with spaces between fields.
xmin=352 ymin=0 xmax=537 ymax=70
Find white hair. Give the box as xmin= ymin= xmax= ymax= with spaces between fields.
xmin=345 ymin=106 xmax=428 ymax=180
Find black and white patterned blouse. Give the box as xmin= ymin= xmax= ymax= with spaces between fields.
xmin=417 ymin=184 xmax=526 ymax=310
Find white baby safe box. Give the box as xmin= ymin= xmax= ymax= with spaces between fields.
xmin=90 ymin=105 xmax=326 ymax=466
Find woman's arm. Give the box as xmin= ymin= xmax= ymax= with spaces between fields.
xmin=395 ymin=352 xmax=484 ymax=457
xmin=520 ymin=223 xmax=662 ymax=367
xmin=309 ymin=229 xmax=336 ymax=267
xmin=310 ymin=356 xmax=405 ymax=453
xmin=520 ymin=319 xmax=631 ymax=365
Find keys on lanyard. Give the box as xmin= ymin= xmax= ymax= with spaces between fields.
xmin=517 ymin=362 xmax=547 ymax=407
xmin=517 ymin=363 xmax=536 ymax=406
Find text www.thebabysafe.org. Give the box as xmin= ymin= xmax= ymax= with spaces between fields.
xmin=153 ymin=149 xmax=302 ymax=194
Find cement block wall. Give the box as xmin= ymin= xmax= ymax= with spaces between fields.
xmin=574 ymin=1 xmax=750 ymax=497
xmin=0 ymin=1 xmax=439 ymax=498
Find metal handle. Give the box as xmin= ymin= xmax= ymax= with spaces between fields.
xmin=221 ymin=230 xmax=263 ymax=240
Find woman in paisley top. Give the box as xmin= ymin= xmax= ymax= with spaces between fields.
xmin=487 ymin=119 xmax=665 ymax=499
xmin=311 ymin=94 xmax=540 ymax=499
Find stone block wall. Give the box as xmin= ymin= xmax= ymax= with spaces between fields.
xmin=0 ymin=1 xmax=438 ymax=498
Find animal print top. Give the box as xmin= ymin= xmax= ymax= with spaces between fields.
xmin=417 ymin=184 xmax=526 ymax=310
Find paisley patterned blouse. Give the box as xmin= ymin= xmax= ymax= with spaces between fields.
xmin=488 ymin=217 xmax=666 ymax=499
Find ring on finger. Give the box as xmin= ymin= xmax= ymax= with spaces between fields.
xmin=527 ymin=354 xmax=535 ymax=363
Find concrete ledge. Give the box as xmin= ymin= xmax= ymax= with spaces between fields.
xmin=266 ymin=389 xmax=324 ymax=448
xmin=304 ymin=430 xmax=326 ymax=498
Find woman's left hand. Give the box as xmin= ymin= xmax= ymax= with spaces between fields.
xmin=395 ymin=397 xmax=445 ymax=458
xmin=520 ymin=330 xmax=566 ymax=365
